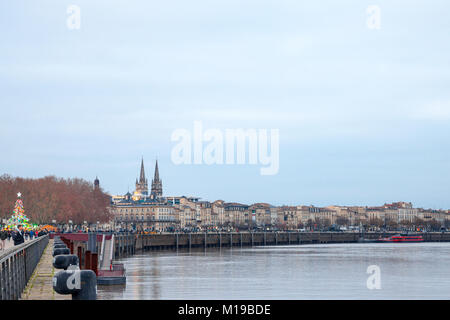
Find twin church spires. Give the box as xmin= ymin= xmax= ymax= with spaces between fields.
xmin=134 ymin=158 xmax=162 ymax=200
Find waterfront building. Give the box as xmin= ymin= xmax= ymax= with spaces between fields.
xmin=178 ymin=205 xmax=197 ymax=229
xmin=362 ymin=207 xmax=385 ymax=229
xmin=212 ymin=200 xmax=225 ymax=226
xmin=418 ymin=209 xmax=446 ymax=224
xmin=249 ymin=203 xmax=272 ymax=228
xmin=383 ymin=202 xmax=417 ymax=224
xmin=224 ymin=202 xmax=250 ymax=228
xmin=197 ymin=201 xmax=213 ymax=228
xmin=113 ymin=202 xmax=177 ymax=231
xmin=167 ymin=196 xmax=201 ymax=206
xmin=297 ymin=206 xmax=314 ymax=225
xmin=269 ymin=206 xmax=278 ymax=225
xmin=111 ymin=158 xmax=179 ymax=231
xmin=109 ymin=162 xmax=450 ymax=231
xmin=278 ymin=206 xmax=299 ymax=229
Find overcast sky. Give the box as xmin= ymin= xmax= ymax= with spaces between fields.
xmin=1 ymin=0 xmax=449 ymax=208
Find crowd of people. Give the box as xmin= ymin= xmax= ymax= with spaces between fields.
xmin=0 ymin=224 xmax=49 ymax=250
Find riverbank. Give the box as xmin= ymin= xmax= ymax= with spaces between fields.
xmin=113 ymin=232 xmax=450 ymax=257
xmin=51 ymin=231 xmax=450 ymax=259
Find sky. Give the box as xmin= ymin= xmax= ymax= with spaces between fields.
xmin=0 ymin=0 xmax=449 ymax=209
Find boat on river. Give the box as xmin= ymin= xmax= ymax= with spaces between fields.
xmin=377 ymin=233 xmax=424 ymax=243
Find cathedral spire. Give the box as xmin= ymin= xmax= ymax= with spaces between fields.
xmin=151 ymin=159 xmax=163 ymax=199
xmin=134 ymin=157 xmax=148 ymax=197
xmin=139 ymin=157 xmax=146 ymax=183
xmin=154 ymin=159 xmax=160 ymax=182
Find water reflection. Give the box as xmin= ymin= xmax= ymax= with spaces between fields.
xmin=96 ymin=243 xmax=450 ymax=300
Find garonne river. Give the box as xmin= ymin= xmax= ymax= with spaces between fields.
xmin=97 ymin=242 xmax=450 ymax=299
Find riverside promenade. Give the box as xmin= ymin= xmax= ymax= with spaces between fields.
xmin=20 ymin=239 xmax=70 ymax=300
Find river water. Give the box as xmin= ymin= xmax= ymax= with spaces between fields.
xmin=96 ymin=242 xmax=450 ymax=300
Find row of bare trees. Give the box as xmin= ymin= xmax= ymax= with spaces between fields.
xmin=0 ymin=175 xmax=112 ymax=225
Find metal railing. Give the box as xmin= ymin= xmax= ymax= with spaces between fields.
xmin=0 ymin=235 xmax=49 ymax=300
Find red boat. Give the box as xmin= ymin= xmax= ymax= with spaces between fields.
xmin=377 ymin=234 xmax=423 ymax=242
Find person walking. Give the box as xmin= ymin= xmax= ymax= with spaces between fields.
xmin=12 ymin=225 xmax=25 ymax=246
xmin=0 ymin=228 xmax=7 ymax=250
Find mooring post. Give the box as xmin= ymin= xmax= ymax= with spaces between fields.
xmin=240 ymin=233 xmax=242 ymax=248
xmin=230 ymin=232 xmax=233 ymax=248
xmin=84 ymin=251 xmax=91 ymax=270
xmin=189 ymin=233 xmax=191 ymax=250
xmin=275 ymin=233 xmax=278 ymax=245
xmin=176 ymin=233 xmax=179 ymax=250
xmin=219 ymin=233 xmax=221 ymax=248
xmin=91 ymin=253 xmax=98 ymax=276
xmin=264 ymin=232 xmax=266 ymax=246
xmin=129 ymin=235 xmax=131 ymax=254
xmin=251 ymin=232 xmax=254 ymax=247
xmin=204 ymin=232 xmax=207 ymax=249
xmin=288 ymin=233 xmax=290 ymax=245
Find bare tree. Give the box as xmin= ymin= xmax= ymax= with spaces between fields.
xmin=0 ymin=175 xmax=112 ymax=224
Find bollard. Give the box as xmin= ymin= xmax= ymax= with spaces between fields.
xmin=69 ymin=242 xmax=74 ymax=254
xmin=53 ymin=255 xmax=79 ymax=270
xmin=53 ymin=248 xmax=70 ymax=257
xmin=91 ymin=253 xmax=98 ymax=276
xmin=53 ymin=269 xmax=97 ymax=300
xmin=85 ymin=251 xmax=91 ymax=270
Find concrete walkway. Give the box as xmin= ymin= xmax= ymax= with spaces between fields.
xmin=20 ymin=239 xmax=71 ymax=300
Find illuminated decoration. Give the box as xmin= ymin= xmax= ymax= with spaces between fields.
xmin=5 ymin=193 xmax=34 ymax=230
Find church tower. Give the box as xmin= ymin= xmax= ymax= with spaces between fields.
xmin=94 ymin=176 xmax=100 ymax=189
xmin=134 ymin=158 xmax=148 ymax=197
xmin=151 ymin=160 xmax=163 ymax=199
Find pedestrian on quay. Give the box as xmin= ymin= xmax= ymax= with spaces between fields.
xmin=0 ymin=228 xmax=7 ymax=250
xmin=7 ymin=230 xmax=11 ymax=242
xmin=12 ymin=224 xmax=25 ymax=246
